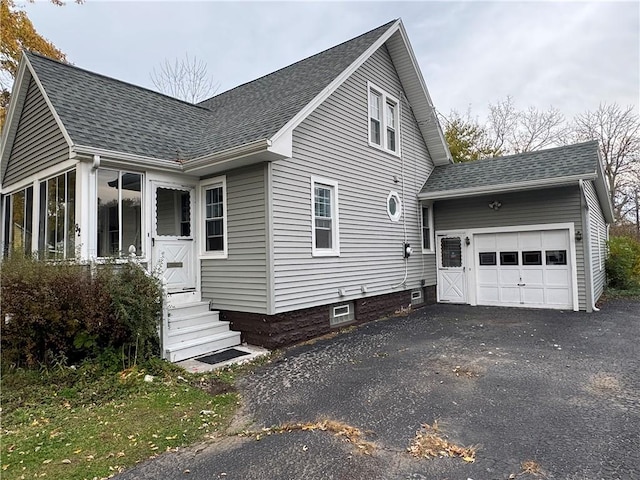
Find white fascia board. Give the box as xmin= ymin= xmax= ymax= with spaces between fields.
xmin=594 ymin=149 xmax=615 ymax=223
xmin=183 ymin=139 xmax=272 ymax=173
xmin=418 ymin=174 xmax=596 ymax=201
xmin=73 ymin=145 xmax=183 ymax=172
xmin=395 ymin=23 xmax=452 ymax=166
xmin=23 ymin=56 xmax=74 ymax=149
xmin=269 ymin=20 xmax=402 ymax=146
xmin=1 ymin=59 xmax=30 ymax=183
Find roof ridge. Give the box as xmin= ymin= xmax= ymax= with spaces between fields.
xmin=25 ymin=51 xmax=212 ymax=112
xmin=197 ymin=19 xmax=397 ymax=106
xmin=446 ymin=140 xmax=599 ymax=167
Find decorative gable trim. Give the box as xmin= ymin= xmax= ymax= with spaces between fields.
xmin=1 ymin=55 xmax=74 ymax=187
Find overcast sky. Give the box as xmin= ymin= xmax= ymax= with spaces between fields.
xmin=22 ymin=1 xmax=640 ymax=121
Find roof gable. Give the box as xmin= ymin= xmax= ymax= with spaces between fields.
xmin=3 ymin=19 xmax=451 ymax=169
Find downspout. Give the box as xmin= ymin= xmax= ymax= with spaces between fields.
xmin=579 ymin=180 xmax=599 ymax=312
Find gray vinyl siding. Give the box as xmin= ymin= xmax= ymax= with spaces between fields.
xmin=3 ymin=77 xmax=68 ymax=186
xmin=271 ymin=45 xmax=436 ymax=313
xmin=201 ymin=164 xmax=268 ymax=313
xmin=434 ymin=186 xmax=587 ymax=310
xmin=584 ymin=180 xmax=607 ymax=301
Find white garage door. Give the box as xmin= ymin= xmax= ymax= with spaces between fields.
xmin=474 ymin=230 xmax=573 ymax=309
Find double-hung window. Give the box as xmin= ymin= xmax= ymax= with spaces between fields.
xmin=96 ymin=169 xmax=142 ymax=257
xmin=312 ymin=177 xmax=339 ymax=257
xmin=39 ymin=170 xmax=76 ymax=259
xmin=421 ymin=204 xmax=434 ymax=253
xmin=201 ymin=176 xmax=227 ymax=258
xmin=368 ymin=82 xmax=400 ymax=155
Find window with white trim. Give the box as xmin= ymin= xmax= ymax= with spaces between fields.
xmin=41 ymin=170 xmax=77 ymax=259
xmin=421 ymin=204 xmax=434 ymax=253
xmin=96 ymin=170 xmax=142 ymax=257
xmin=368 ymin=82 xmax=400 ymax=154
xmin=3 ymin=186 xmax=33 ymax=257
xmin=200 ymin=177 xmax=227 ymax=258
xmin=330 ymin=302 xmax=354 ymax=326
xmin=312 ymin=177 xmax=339 ymax=257
xmin=387 ymin=191 xmax=402 ymax=222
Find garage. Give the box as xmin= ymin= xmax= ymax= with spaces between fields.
xmin=473 ymin=229 xmax=574 ymax=309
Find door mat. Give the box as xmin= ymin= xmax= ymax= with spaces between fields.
xmin=196 ymin=348 xmax=251 ymax=365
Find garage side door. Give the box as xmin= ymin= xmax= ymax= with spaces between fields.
xmin=475 ymin=230 xmax=572 ymax=309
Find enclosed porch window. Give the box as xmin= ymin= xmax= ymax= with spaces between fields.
xmin=97 ymin=170 xmax=142 ymax=257
xmin=38 ymin=170 xmax=75 ymax=260
xmin=3 ymin=186 xmax=33 ymax=256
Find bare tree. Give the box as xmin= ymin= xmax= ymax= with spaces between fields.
xmin=150 ymin=54 xmax=219 ymax=103
xmin=571 ymin=103 xmax=640 ymax=220
xmin=487 ymin=96 xmax=567 ymax=154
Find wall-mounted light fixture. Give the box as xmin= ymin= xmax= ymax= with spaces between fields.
xmin=575 ymin=230 xmax=583 ymax=241
xmin=465 ymin=236 xmax=470 ymax=246
xmin=488 ymin=200 xmax=502 ymax=211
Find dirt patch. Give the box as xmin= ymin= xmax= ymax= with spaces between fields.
xmin=407 ymin=421 xmax=477 ymax=463
xmin=509 ymin=460 xmax=547 ymax=478
xmin=589 ymin=373 xmax=622 ymax=394
xmin=196 ymin=377 xmax=236 ymax=396
xmin=431 ymin=358 xmax=485 ymax=378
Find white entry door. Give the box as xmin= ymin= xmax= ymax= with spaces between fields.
xmin=437 ymin=234 xmax=466 ymax=303
xmin=152 ymin=183 xmax=196 ymax=293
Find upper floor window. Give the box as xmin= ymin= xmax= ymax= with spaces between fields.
xmin=311 ymin=177 xmax=340 ymax=257
xmin=368 ymin=82 xmax=400 ymax=155
xmin=200 ymin=176 xmax=227 ymax=258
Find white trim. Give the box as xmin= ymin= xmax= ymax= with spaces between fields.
xmin=184 ymin=139 xmax=273 ymax=172
xmin=447 ymin=223 xmax=580 ymax=312
xmin=74 ymin=145 xmax=183 ymax=172
xmin=270 ymin=20 xmax=401 ymax=147
xmin=311 ymin=176 xmax=340 ymax=257
xmin=367 ymin=81 xmax=401 ymax=157
xmin=333 ymin=304 xmax=350 ymax=317
xmin=23 ymin=57 xmax=74 ymax=148
xmin=420 ymin=202 xmax=434 ymax=254
xmin=419 ymin=174 xmax=597 ymax=201
xmin=1 ymin=159 xmax=78 ymax=195
xmin=386 ymin=191 xmax=402 ymax=221
xmin=265 ymin=163 xmax=276 ymax=315
xmin=199 ymin=175 xmax=228 ymax=259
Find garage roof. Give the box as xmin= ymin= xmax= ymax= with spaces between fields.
xmin=419 ymin=141 xmax=614 ymax=222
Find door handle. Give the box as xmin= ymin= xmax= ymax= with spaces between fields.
xmin=152 ymin=237 xmax=155 ymax=247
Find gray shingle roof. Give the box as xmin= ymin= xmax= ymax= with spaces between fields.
xmin=25 ymin=20 xmax=395 ymax=161
xmin=420 ymin=141 xmax=600 ymax=198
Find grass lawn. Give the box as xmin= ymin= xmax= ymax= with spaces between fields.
xmin=1 ymin=357 xmax=253 ymax=480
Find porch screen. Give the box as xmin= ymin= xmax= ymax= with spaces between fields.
xmin=38 ymin=170 xmax=75 ymax=259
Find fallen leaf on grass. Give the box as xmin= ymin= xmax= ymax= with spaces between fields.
xmin=61 ymin=459 xmax=71 ymax=464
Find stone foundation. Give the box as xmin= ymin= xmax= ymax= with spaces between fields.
xmin=220 ymin=286 xmax=436 ymax=349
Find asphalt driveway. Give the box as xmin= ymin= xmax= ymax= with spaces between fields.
xmin=118 ymin=300 xmax=640 ymax=480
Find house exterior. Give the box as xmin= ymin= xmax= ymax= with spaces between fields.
xmin=0 ymin=19 xmax=613 ymax=362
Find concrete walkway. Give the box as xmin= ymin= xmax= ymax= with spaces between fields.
xmin=117 ymin=300 xmax=640 ymax=479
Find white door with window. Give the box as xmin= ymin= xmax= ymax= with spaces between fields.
xmin=437 ymin=234 xmax=466 ymax=303
xmin=152 ymin=183 xmax=196 ymax=293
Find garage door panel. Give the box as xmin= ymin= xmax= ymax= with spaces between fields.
xmin=500 ymin=287 xmax=521 ymax=303
xmin=521 ymin=268 xmax=544 ymax=284
xmin=519 ymin=231 xmax=542 ymax=250
xmin=499 ymin=269 xmax=521 ymax=283
xmin=522 ymin=288 xmax=545 ymax=305
xmin=546 ymin=288 xmax=571 ymax=305
xmin=546 ymin=269 xmax=570 ymax=286
xmin=474 ymin=229 xmax=573 ymax=310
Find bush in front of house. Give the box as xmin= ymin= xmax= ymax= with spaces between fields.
xmin=0 ymin=256 xmax=162 ymax=367
xmin=606 ymin=235 xmax=640 ymax=290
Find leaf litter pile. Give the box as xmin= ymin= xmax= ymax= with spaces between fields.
xmin=407 ymin=421 xmax=477 ymax=463
xmin=242 ymin=419 xmax=375 ymax=454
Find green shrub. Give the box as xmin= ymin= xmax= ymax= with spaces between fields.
xmin=0 ymin=256 xmax=162 ymax=367
xmin=606 ymin=235 xmax=640 ymax=290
